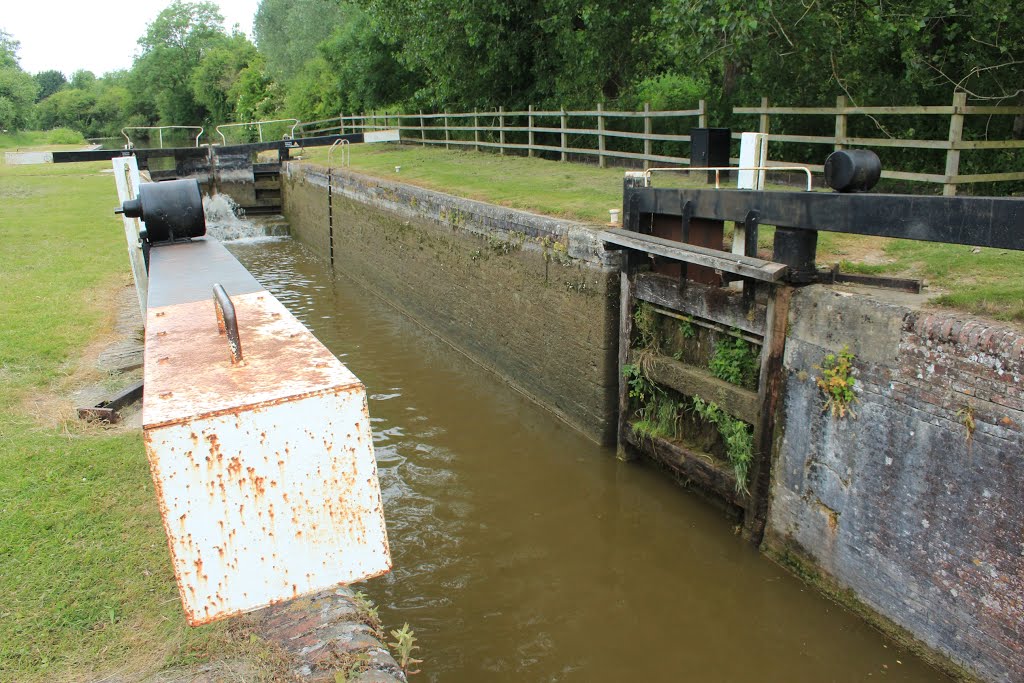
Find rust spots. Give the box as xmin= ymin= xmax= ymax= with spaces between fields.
xmin=155 ymin=311 xmax=166 ymax=317
xmin=158 ymin=356 xmax=170 ymax=365
xmin=253 ymin=476 xmax=267 ymax=497
xmin=159 ymin=391 xmax=173 ymax=399
xmin=227 ymin=456 xmax=242 ymax=477
xmin=156 ymin=330 xmax=168 ymax=337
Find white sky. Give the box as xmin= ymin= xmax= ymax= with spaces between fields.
xmin=2 ymin=0 xmax=261 ymax=76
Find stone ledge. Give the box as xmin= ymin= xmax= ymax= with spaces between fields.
xmin=252 ymin=588 xmax=407 ymax=683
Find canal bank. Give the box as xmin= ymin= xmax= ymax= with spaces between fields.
xmin=278 ymin=161 xmax=1023 ymax=682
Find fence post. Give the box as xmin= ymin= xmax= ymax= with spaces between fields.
xmin=643 ymin=103 xmax=652 ymax=171
xmin=444 ymin=110 xmax=450 ymax=150
xmin=419 ymin=110 xmax=425 ymax=145
xmin=597 ymin=102 xmax=606 ymax=168
xmin=944 ymin=91 xmax=967 ymax=197
xmin=759 ymin=97 xmax=770 ymax=135
xmin=339 ymin=113 xmax=345 ymax=136
xmin=528 ymin=105 xmax=535 ymax=158
xmin=698 ymin=99 xmax=707 ymax=128
xmin=834 ymin=96 xmax=847 ymax=151
xmin=499 ymin=105 xmax=506 ymax=155
xmin=474 ymin=113 xmax=480 ymax=152
xmin=560 ymin=108 xmax=568 ymax=161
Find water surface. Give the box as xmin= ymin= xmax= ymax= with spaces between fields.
xmin=228 ymin=236 xmax=945 ymax=683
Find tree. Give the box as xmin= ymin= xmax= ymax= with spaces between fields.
xmin=230 ymin=53 xmax=284 ymax=121
xmin=313 ymin=7 xmax=418 ymax=113
xmin=0 ymin=30 xmax=19 ymax=69
xmin=69 ymin=70 xmax=96 ymax=90
xmin=33 ymin=70 xmax=66 ymax=101
xmin=132 ymin=0 xmax=226 ymax=124
xmin=35 ymin=88 xmax=97 ymax=132
xmin=0 ymin=30 xmax=37 ymax=130
xmin=191 ymin=32 xmax=259 ymax=123
xmin=253 ymin=0 xmax=350 ymax=80
xmin=363 ymin=0 xmax=655 ymax=109
xmin=649 ymin=0 xmax=1023 ymax=109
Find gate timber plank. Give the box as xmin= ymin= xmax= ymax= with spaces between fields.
xmin=624 ymin=428 xmax=743 ymax=508
xmin=633 ymin=272 xmax=767 ymax=336
xmin=602 ymin=228 xmax=788 ymax=282
xmin=631 ymin=351 xmax=760 ymax=425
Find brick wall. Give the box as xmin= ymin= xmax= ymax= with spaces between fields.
xmin=765 ymin=286 xmax=1024 ymax=682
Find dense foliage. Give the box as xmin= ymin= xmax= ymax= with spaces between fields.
xmin=1 ymin=0 xmax=1020 ymax=181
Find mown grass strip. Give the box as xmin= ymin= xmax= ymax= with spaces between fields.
xmin=0 ymin=150 xmax=273 ymax=680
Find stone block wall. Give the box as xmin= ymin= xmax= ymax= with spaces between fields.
xmin=281 ymin=163 xmax=622 ymax=444
xmin=765 ymin=285 xmax=1024 ymax=682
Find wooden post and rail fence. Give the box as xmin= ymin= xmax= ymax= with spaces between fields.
xmin=292 ymin=92 xmax=1024 ymax=195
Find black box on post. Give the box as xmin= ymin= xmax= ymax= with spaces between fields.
xmin=690 ymin=128 xmax=731 ymax=183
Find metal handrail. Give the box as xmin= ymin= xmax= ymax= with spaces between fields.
xmin=647 ymin=165 xmax=815 ymax=192
xmin=216 ymin=119 xmax=299 ymax=145
xmin=121 ymin=126 xmax=204 ymax=149
xmin=328 ymin=139 xmax=350 ymax=168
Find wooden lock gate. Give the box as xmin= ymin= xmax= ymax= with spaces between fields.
xmin=602 ymin=168 xmax=1024 ymax=543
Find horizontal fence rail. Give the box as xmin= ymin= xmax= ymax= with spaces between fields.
xmin=732 ymin=94 xmax=1024 ymax=195
xmin=288 ymin=93 xmax=1024 ymax=195
xmin=292 ymin=103 xmax=708 ymax=170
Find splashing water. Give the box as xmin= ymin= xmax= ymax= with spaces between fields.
xmin=203 ymin=193 xmax=274 ymax=242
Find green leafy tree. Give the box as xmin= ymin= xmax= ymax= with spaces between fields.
xmin=69 ymin=70 xmax=96 ymax=90
xmin=363 ymin=0 xmax=655 ymax=109
xmin=35 ymin=88 xmax=97 ymax=132
xmin=316 ymin=8 xmax=418 ymax=113
xmin=253 ymin=0 xmax=351 ymax=80
xmin=33 ymin=70 xmax=66 ymax=101
xmin=230 ymin=52 xmax=284 ymax=121
xmin=0 ymin=30 xmax=38 ymax=130
xmin=191 ymin=32 xmax=260 ymax=123
xmin=131 ymin=0 xmax=226 ymax=124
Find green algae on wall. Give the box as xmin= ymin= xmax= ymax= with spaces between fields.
xmin=282 ymin=163 xmax=622 ymax=444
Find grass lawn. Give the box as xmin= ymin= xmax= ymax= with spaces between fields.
xmin=0 ymin=145 xmax=280 ymax=680
xmin=300 ymin=142 xmax=1024 ymax=323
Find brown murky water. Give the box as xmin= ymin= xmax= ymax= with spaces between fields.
xmin=228 ymin=236 xmax=947 ymax=683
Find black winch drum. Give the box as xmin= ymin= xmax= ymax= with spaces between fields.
xmin=118 ymin=179 xmax=206 ymax=243
xmin=824 ymin=149 xmax=882 ymax=193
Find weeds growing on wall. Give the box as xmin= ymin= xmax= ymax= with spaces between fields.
xmin=709 ymin=332 xmax=760 ymax=389
xmin=352 ymin=591 xmax=383 ymax=638
xmin=633 ymin=301 xmax=660 ymax=350
xmin=389 ymin=623 xmax=423 ymax=676
xmin=815 ymin=347 xmax=858 ymax=418
xmin=623 ymin=362 xmax=662 ymax=425
xmin=692 ymin=397 xmax=754 ymax=494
